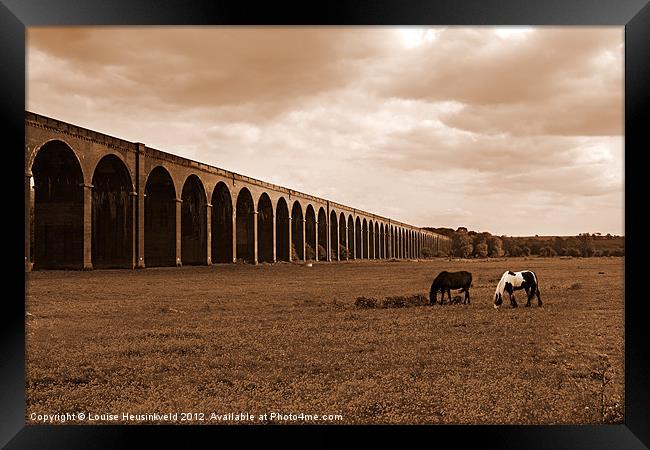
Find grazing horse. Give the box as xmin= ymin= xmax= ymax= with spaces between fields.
xmin=493 ymin=270 xmax=542 ymax=309
xmin=429 ymin=271 xmax=472 ymax=305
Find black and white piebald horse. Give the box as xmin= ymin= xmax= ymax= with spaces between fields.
xmin=430 ymin=271 xmax=473 ymax=305
xmin=493 ymin=270 xmax=542 ymax=309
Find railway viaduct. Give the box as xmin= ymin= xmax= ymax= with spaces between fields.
xmin=24 ymin=111 xmax=451 ymax=271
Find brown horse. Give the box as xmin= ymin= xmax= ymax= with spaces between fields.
xmin=429 ymin=271 xmax=472 ymax=305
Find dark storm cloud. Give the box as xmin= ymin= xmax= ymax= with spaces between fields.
xmin=28 ymin=28 xmax=389 ymax=118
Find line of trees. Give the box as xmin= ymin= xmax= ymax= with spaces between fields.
xmin=424 ymin=227 xmax=624 ymax=258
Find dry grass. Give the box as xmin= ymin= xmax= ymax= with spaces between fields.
xmin=25 ymin=257 xmax=624 ymax=424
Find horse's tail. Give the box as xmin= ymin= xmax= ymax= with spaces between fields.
xmin=533 ymin=271 xmax=541 ymax=296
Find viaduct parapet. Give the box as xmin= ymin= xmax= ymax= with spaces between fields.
xmin=24 ymin=111 xmax=451 ymax=270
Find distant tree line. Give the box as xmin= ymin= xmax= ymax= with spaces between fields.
xmin=424 ymin=227 xmax=624 ymax=258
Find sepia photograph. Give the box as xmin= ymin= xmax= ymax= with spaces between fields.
xmin=23 ymin=25 xmax=625 ymax=426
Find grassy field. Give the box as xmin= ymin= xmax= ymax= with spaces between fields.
xmin=25 ymin=257 xmax=624 ymax=425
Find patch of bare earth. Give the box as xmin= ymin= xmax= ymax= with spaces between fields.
xmin=25 ymin=257 xmax=624 ymax=424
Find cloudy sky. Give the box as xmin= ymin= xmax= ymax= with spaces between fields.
xmin=27 ymin=27 xmax=624 ymax=236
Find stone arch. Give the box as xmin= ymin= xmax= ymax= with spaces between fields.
xmin=412 ymin=230 xmax=416 ymax=258
xmin=305 ymin=205 xmax=316 ymax=261
xmin=30 ymin=140 xmax=85 ymax=269
xmin=236 ymin=187 xmax=255 ymax=263
xmin=257 ymin=192 xmax=274 ymax=263
xmin=90 ymin=151 xmax=134 ymax=192
xmin=406 ymin=230 xmax=409 ymax=258
xmin=354 ymin=217 xmax=356 ymax=259
xmin=397 ymin=227 xmax=404 ymax=259
xmin=318 ymin=207 xmax=327 ymax=261
xmin=339 ymin=212 xmax=347 ymax=259
xmin=348 ymin=215 xmax=355 ymax=259
xmin=180 ymin=174 xmax=208 ymax=265
xmin=384 ymin=224 xmax=390 ymax=258
xmin=291 ymin=201 xmax=304 ymax=261
xmin=369 ymin=220 xmax=375 ymax=259
xmin=28 ymin=138 xmax=85 ymax=178
xmin=144 ymin=166 xmax=176 ymax=267
xmin=374 ymin=222 xmax=379 ymax=259
xmin=276 ymin=197 xmax=290 ymax=262
xmin=406 ymin=230 xmax=413 ymax=258
xmin=376 ymin=222 xmax=384 ymax=259
xmin=374 ymin=222 xmax=380 ymax=259
xmin=348 ymin=214 xmax=352 ymax=259
xmin=382 ymin=224 xmax=390 ymax=259
xmin=92 ymin=154 xmax=134 ymax=268
xmin=394 ymin=227 xmax=398 ymax=258
xmin=330 ymin=210 xmax=338 ymax=261
xmin=361 ymin=218 xmax=368 ymax=259
xmin=211 ymin=181 xmax=233 ymax=263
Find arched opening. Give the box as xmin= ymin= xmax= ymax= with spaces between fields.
xmin=347 ymin=215 xmax=355 ymax=259
xmin=276 ymin=198 xmax=290 ymax=262
xmin=92 ymin=154 xmax=133 ymax=268
xmin=411 ymin=231 xmax=415 ymax=258
xmin=397 ymin=228 xmax=401 ymax=258
xmin=318 ymin=207 xmax=327 ymax=261
xmin=369 ymin=220 xmax=375 ymax=259
xmin=355 ymin=217 xmax=362 ymax=259
xmin=373 ymin=222 xmax=381 ymax=259
xmin=180 ymin=175 xmax=207 ymax=265
xmin=392 ymin=226 xmax=396 ymax=258
xmin=380 ymin=224 xmax=385 ymax=259
xmin=31 ymin=140 xmax=84 ymax=269
xmin=305 ymin=205 xmax=316 ymax=261
xmin=397 ymin=228 xmax=404 ymax=259
xmin=386 ymin=225 xmax=390 ymax=258
xmin=257 ymin=193 xmax=274 ymax=263
xmin=144 ymin=166 xmax=175 ymax=267
xmin=211 ymin=182 xmax=233 ymax=263
xmin=404 ymin=230 xmax=407 ymax=258
xmin=362 ymin=219 xmax=368 ymax=259
xmin=330 ymin=210 xmax=338 ymax=261
xmin=339 ymin=212 xmax=347 ymax=259
xmin=236 ymin=187 xmax=255 ymax=263
xmin=406 ymin=230 xmax=409 ymax=258
xmin=291 ymin=201 xmax=304 ymax=261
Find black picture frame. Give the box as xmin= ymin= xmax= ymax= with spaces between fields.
xmin=2 ymin=1 xmax=648 ymax=448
